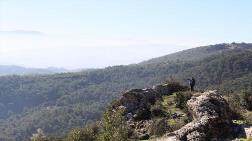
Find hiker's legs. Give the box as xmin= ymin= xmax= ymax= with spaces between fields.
xmin=190 ymin=85 xmax=194 ymax=91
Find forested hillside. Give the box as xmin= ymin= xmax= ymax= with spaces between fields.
xmin=0 ymin=43 xmax=251 ymax=141
xmin=0 ymin=65 xmax=67 ymax=76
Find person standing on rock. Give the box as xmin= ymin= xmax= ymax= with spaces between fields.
xmin=187 ymin=77 xmax=196 ymax=91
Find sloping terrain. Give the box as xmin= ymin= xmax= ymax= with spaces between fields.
xmin=0 ymin=43 xmax=251 ymax=140
xmin=0 ymin=65 xmax=67 ymax=75
xmin=140 ymin=42 xmax=252 ymax=64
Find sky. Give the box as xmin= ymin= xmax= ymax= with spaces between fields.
xmin=0 ymin=0 xmax=252 ymax=69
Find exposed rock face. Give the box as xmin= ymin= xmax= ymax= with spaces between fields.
xmin=153 ymin=84 xmax=172 ymax=95
xmin=113 ymin=88 xmax=163 ymax=140
xmin=111 ymin=83 xmax=186 ymax=140
xmin=153 ymin=82 xmax=188 ymax=95
xmin=118 ymin=88 xmax=162 ymax=120
xmin=116 ymin=82 xmax=187 ymax=121
xmin=166 ymin=90 xmax=233 ymax=141
xmin=111 ymin=82 xmax=189 ymax=140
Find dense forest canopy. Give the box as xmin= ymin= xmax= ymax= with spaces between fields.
xmin=0 ymin=43 xmax=251 ymax=141
xmin=0 ymin=66 xmax=67 ymax=76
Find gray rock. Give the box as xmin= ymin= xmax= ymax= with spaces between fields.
xmin=117 ymin=88 xmax=162 ymax=120
xmin=153 ymin=84 xmax=172 ymax=95
xmin=153 ymin=82 xmax=188 ymax=95
xmin=170 ymin=90 xmax=233 ymax=141
xmin=111 ymin=82 xmax=188 ymax=140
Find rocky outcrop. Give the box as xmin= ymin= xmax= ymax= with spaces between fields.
xmin=153 ymin=82 xmax=188 ymax=95
xmin=111 ymin=82 xmax=188 ymax=140
xmin=116 ymin=82 xmax=187 ymax=121
xmin=117 ymin=88 xmax=162 ymax=120
xmin=111 ymin=80 xmax=244 ymax=141
xmin=113 ymin=88 xmax=163 ymax=140
xmin=153 ymin=84 xmax=172 ymax=95
xmin=165 ymin=90 xmax=233 ymax=141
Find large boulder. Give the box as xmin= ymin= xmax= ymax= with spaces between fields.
xmin=166 ymin=90 xmax=233 ymax=141
xmin=116 ymin=88 xmax=162 ymax=120
xmin=111 ymin=88 xmax=164 ymax=140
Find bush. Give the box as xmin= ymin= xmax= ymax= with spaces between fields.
xmin=243 ymin=112 xmax=252 ymax=124
xmin=65 ymin=123 xmax=99 ymax=141
xmin=31 ymin=136 xmax=62 ymax=141
xmin=31 ymin=136 xmax=49 ymax=141
xmin=167 ymin=119 xmax=186 ymax=132
xmin=174 ymin=91 xmax=192 ymax=110
xmin=98 ymin=107 xmax=129 ymax=141
xmin=241 ymin=90 xmax=252 ymax=110
xmin=225 ymin=93 xmax=245 ymax=119
xmin=148 ymin=118 xmax=168 ymax=136
xmin=150 ymin=101 xmax=166 ymax=118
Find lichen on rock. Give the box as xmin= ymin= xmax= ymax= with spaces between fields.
xmin=166 ymin=90 xmax=233 ymax=141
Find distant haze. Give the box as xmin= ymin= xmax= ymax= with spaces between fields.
xmin=1 ymin=0 xmax=252 ymax=69
xmin=0 ymin=32 xmax=190 ymax=69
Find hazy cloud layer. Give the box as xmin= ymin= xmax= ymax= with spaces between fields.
xmin=0 ymin=33 xmax=190 ymax=69
xmin=0 ymin=30 xmax=45 ymax=36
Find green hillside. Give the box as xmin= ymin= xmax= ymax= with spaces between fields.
xmin=0 ymin=43 xmax=251 ymax=141
xmin=0 ymin=66 xmax=67 ymax=76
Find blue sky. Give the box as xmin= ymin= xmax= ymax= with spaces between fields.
xmin=0 ymin=0 xmax=252 ymax=69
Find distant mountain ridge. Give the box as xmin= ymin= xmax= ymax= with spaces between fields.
xmin=0 ymin=65 xmax=68 ymax=75
xmin=0 ymin=42 xmax=251 ymax=140
xmin=140 ymin=42 xmax=252 ymax=64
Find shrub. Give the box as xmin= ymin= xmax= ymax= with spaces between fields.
xmin=31 ymin=136 xmax=62 ymax=141
xmin=167 ymin=119 xmax=186 ymax=132
xmin=31 ymin=136 xmax=49 ymax=141
xmin=174 ymin=91 xmax=192 ymax=110
xmin=241 ymin=90 xmax=252 ymax=110
xmin=148 ymin=118 xmax=168 ymax=136
xmin=65 ymin=123 xmax=99 ymax=141
xmin=150 ymin=101 xmax=166 ymax=118
xmin=98 ymin=107 xmax=129 ymax=141
xmin=225 ymin=93 xmax=245 ymax=119
xmin=243 ymin=112 xmax=252 ymax=124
